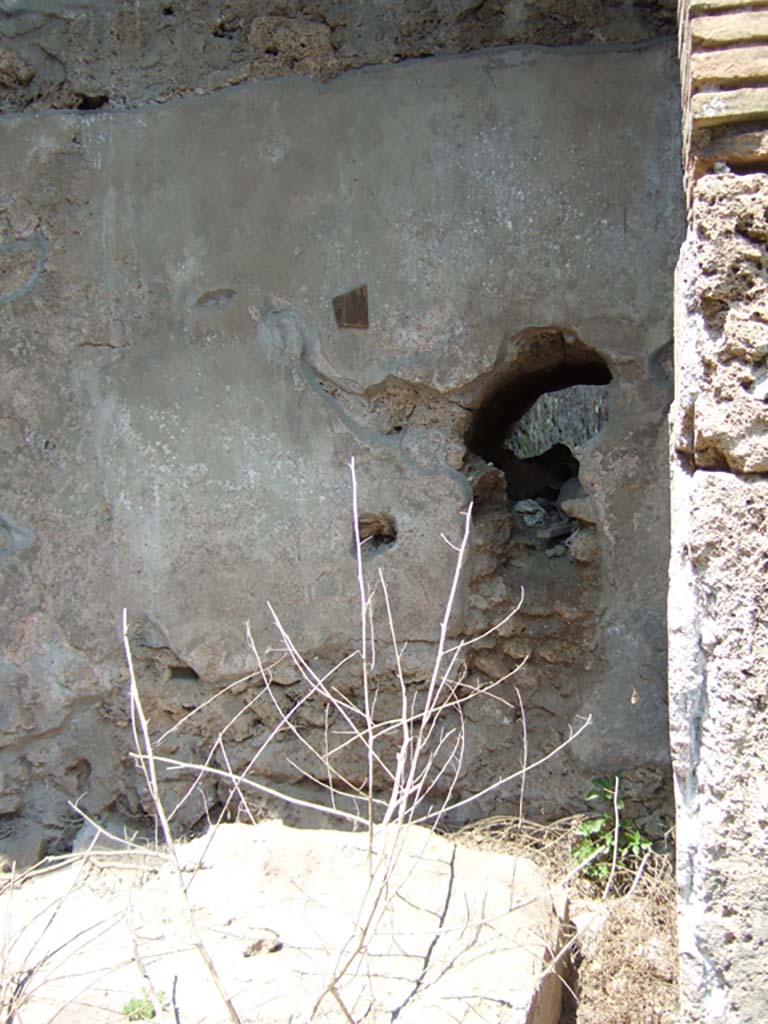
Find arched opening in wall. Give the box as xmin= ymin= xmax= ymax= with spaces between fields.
xmin=465 ymin=329 xmax=611 ymax=550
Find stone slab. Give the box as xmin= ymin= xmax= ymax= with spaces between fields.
xmin=692 ymin=44 xmax=768 ymax=86
xmin=0 ymin=821 xmax=565 ymax=1024
xmin=691 ymin=85 xmax=768 ymax=126
xmin=695 ymin=127 xmax=768 ymax=170
xmin=691 ymin=10 xmax=768 ymax=44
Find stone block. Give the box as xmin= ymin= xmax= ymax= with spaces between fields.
xmin=560 ymin=496 xmax=598 ymax=524
xmin=1 ymin=822 xmax=566 ymax=1024
xmin=691 ymin=86 xmax=768 ymax=127
xmin=567 ymin=528 xmax=599 ymax=564
xmin=691 ymin=10 xmax=768 ymax=45
xmin=0 ymin=46 xmax=33 ymax=89
xmin=695 ymin=127 xmax=768 ymax=172
xmin=691 ymin=0 xmax=768 ymax=8
xmin=694 ymin=394 xmax=768 ymax=472
xmin=692 ymin=44 xmax=768 ymax=87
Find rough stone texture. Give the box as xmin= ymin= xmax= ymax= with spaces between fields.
xmin=0 ymin=821 xmax=565 ymax=1023
xmin=670 ymin=171 xmax=768 ymax=1022
xmin=0 ymin=0 xmax=677 ymax=113
xmin=0 ymin=43 xmax=32 ymax=88
xmin=696 ymin=128 xmax=768 ymax=176
xmin=0 ymin=43 xmax=682 ymax=854
xmin=692 ymin=87 xmax=768 ymax=129
xmin=691 ymin=45 xmax=768 ymax=89
xmin=507 ymin=383 xmax=609 ymax=459
xmin=690 ymin=10 xmax=768 ymax=45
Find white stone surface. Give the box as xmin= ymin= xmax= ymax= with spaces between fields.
xmin=0 ymin=821 xmax=564 ymax=1024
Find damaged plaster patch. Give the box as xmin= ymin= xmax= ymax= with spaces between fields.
xmin=0 ymin=234 xmax=47 ymax=304
xmin=194 ymin=288 xmax=237 ymax=309
xmin=241 ymin=314 xmax=667 ymax=827
xmin=279 ymin=319 xmax=667 ymax=824
xmin=0 ymin=1 xmax=676 ymax=113
xmin=248 ymin=16 xmax=340 ymax=82
xmin=253 ymin=300 xmax=472 ymax=492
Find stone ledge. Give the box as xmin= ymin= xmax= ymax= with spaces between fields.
xmin=691 ymin=0 xmax=768 ymax=10
xmin=692 ymin=44 xmax=768 ymax=86
xmin=0 ymin=821 xmax=567 ymax=1024
xmin=691 ymin=85 xmax=768 ymax=125
xmin=694 ymin=127 xmax=768 ymax=169
xmin=691 ymin=9 xmax=768 ymax=44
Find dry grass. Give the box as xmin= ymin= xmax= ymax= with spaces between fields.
xmin=573 ymin=891 xmax=678 ymax=1024
xmin=453 ymin=815 xmax=582 ymax=883
xmin=453 ymin=814 xmax=679 ymax=1024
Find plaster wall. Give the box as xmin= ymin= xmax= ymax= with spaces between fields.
xmin=0 ymin=41 xmax=683 ymax=857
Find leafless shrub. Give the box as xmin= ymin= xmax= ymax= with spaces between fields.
xmin=0 ymin=462 xmax=600 ymax=1024
xmin=121 ymin=459 xmax=592 ymax=1020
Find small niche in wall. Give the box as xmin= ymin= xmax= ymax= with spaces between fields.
xmin=465 ymin=332 xmax=611 ymax=551
xmin=355 ymin=512 xmax=397 ymax=557
xmin=169 ymin=664 xmax=200 ymax=683
xmin=333 ymin=285 xmax=369 ymax=329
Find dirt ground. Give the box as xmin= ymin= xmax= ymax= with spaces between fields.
xmin=455 ymin=816 xmax=679 ymax=1024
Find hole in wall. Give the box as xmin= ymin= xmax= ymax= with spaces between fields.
xmin=465 ymin=330 xmax=611 ymax=551
xmin=75 ymin=93 xmax=109 ymax=110
xmin=169 ymin=665 xmax=200 ymax=683
xmin=356 ymin=512 xmax=397 ymax=554
xmin=63 ymin=757 xmax=92 ymax=794
xmin=212 ymin=17 xmax=239 ymax=38
xmin=194 ymin=288 xmax=237 ymax=309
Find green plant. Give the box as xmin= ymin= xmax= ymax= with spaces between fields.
xmin=572 ymin=776 xmax=652 ymax=887
xmin=122 ymin=989 xmax=165 ymax=1021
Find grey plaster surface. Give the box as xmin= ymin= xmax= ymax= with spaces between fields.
xmin=0 ymin=42 xmax=683 ymax=846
